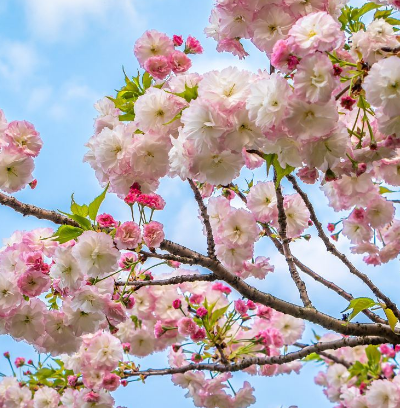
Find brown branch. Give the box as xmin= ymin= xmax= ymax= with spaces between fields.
xmin=160 ymin=239 xmax=400 ymax=343
xmin=115 ymin=273 xmax=218 ymax=289
xmin=124 ymin=336 xmax=385 ymax=378
xmin=0 ymin=192 xmax=79 ymax=227
xmin=188 ymin=179 xmax=216 ymax=259
xmin=381 ymin=46 xmax=400 ymax=53
xmin=293 ymin=342 xmax=351 ymax=369
xmin=139 ymin=250 xmax=198 ymax=265
xmin=263 ymin=225 xmax=386 ymax=325
xmin=228 ymin=186 xmax=384 ymax=323
xmin=287 ymin=174 xmax=400 ymax=321
xmin=1 ymin=191 xmax=397 ymax=341
xmin=335 ymin=84 xmax=351 ymax=101
xmin=274 ymin=173 xmax=313 ymax=308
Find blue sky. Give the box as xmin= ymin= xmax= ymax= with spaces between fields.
xmin=0 ymin=1 xmax=397 ymax=407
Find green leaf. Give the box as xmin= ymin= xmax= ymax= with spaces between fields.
xmin=385 ymin=17 xmax=400 ymax=26
xmin=384 ymin=308 xmax=398 ymax=332
xmin=59 ymin=211 xmax=92 ymax=230
xmin=273 ymin=156 xmax=295 ymax=187
xmin=52 ymin=225 xmax=83 ymax=244
xmin=366 ymin=345 xmax=381 ymax=367
xmin=88 ymin=184 xmax=109 ymax=221
xmin=303 ymin=352 xmax=322 ymax=362
xmin=210 ymin=304 xmax=230 ymax=326
xmin=264 ymin=153 xmax=275 ymax=176
xmin=36 ymin=368 xmax=55 ymax=380
xmin=379 ymin=186 xmax=396 ymax=194
xmin=341 ymin=297 xmax=378 ymax=323
xmin=119 ymin=113 xmax=136 ymax=121
xmin=352 ymin=2 xmax=381 ymax=20
xmin=374 ymin=9 xmax=392 ymax=20
xmin=142 ymin=72 xmax=152 ymax=89
xmin=174 ymin=83 xmax=199 ymax=102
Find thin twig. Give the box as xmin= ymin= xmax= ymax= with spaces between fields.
xmin=274 ymin=172 xmax=313 ymax=308
xmin=188 ymin=179 xmax=216 ymax=259
xmin=335 ymin=84 xmax=351 ymax=101
xmin=263 ymin=225 xmax=386 ymax=325
xmin=287 ymin=174 xmax=400 ymax=321
xmin=293 ymin=342 xmax=351 ymax=369
xmin=115 ymin=273 xmax=218 ymax=289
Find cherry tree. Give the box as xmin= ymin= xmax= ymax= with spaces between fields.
xmin=1 ymin=0 xmax=400 ymax=406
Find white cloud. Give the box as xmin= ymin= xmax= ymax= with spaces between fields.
xmin=22 ymin=0 xmax=141 ymax=42
xmin=0 ymin=40 xmax=40 ymax=88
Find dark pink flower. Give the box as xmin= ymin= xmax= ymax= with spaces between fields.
xmin=185 ymin=36 xmax=203 ymax=54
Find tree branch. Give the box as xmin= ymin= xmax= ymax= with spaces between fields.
xmin=115 ymin=273 xmax=218 ymax=289
xmin=1 ymin=191 xmax=397 ymax=342
xmin=274 ymin=173 xmax=313 ymax=308
xmin=124 ymin=336 xmax=385 ymax=378
xmin=293 ymin=342 xmax=351 ymax=369
xmin=160 ymin=239 xmax=400 ymax=342
xmin=287 ymin=174 xmax=400 ymax=321
xmin=0 ymin=192 xmax=79 ymax=227
xmin=187 ymin=179 xmax=216 ymax=259
xmin=263 ymin=225 xmax=386 ymax=325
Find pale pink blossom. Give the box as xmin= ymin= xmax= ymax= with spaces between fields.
xmin=144 ymin=55 xmax=172 ymax=80
xmin=143 ymin=221 xmax=165 ymax=248
xmin=115 ymin=221 xmax=142 ymax=250
xmin=134 ymin=30 xmax=174 ymax=67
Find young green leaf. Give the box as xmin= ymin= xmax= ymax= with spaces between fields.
xmin=383 ymin=308 xmax=398 ymax=332
xmin=273 ymin=156 xmax=295 ymax=187
xmin=58 ymin=211 xmax=92 ymax=230
xmin=70 ymin=194 xmax=89 ymax=217
xmin=341 ymin=297 xmax=378 ymax=323
xmin=88 ymin=184 xmax=109 ymax=221
xmin=52 ymin=225 xmax=83 ymax=244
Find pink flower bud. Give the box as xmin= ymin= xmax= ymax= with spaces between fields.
xmin=68 ymin=375 xmax=78 ymax=387
xmin=3 ymin=352 xmax=10 ymax=359
xmin=15 ymin=357 xmax=25 ymax=368
xmin=29 ymin=179 xmax=38 ymax=189
xmin=340 ymin=96 xmax=356 ymax=111
xmin=167 ymin=260 xmax=181 ymax=268
xmin=96 ymin=213 xmax=118 ymax=228
xmin=333 ymin=64 xmax=343 ymax=76
xmin=191 ymin=353 xmax=203 ymax=363
xmin=122 ymin=343 xmax=131 ymax=353
xmin=173 ymin=35 xmax=183 ymax=46
xmin=196 ymin=306 xmax=208 ymax=318
xmin=185 ymin=36 xmax=203 ymax=54
xmin=125 ymin=295 xmax=135 ymax=309
xmin=172 ymin=299 xmax=182 ymax=309
xmin=327 ymin=223 xmax=335 ymax=232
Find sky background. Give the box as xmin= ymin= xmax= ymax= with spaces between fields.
xmin=0 ymin=0 xmax=398 ymax=407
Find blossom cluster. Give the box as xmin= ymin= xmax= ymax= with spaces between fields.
xmin=1 ymin=0 xmax=400 ymax=406
xmin=0 ymin=218 xmax=303 ymax=407
xmin=134 ymin=31 xmax=203 ymax=79
xmin=0 ymin=110 xmax=41 ymax=193
xmin=314 ymin=333 xmax=400 ymax=408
